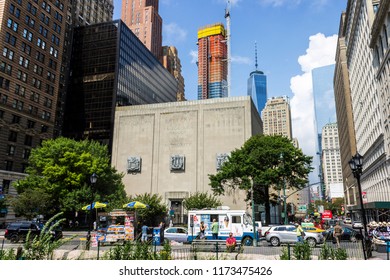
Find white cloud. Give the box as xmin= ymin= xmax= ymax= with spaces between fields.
xmin=163 ymin=23 xmax=187 ymax=45
xmin=259 ymin=0 xmax=302 ymax=7
xmin=217 ymin=0 xmax=242 ymax=6
xmin=231 ymin=55 xmax=251 ymax=64
xmin=258 ymin=0 xmax=330 ymax=8
xmin=289 ymin=33 xmax=337 ymax=181
xmin=189 ymin=50 xmax=198 ymax=64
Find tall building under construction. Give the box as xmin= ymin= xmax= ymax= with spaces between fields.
xmin=197 ymin=23 xmax=227 ymax=100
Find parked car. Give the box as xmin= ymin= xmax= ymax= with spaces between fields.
xmin=265 ymin=225 xmax=324 ymax=247
xmin=352 ymin=221 xmax=363 ymax=229
xmin=302 ymin=226 xmax=326 ymax=233
xmin=323 ymin=226 xmax=363 ymax=243
xmin=164 ymin=227 xmax=188 ymax=243
xmin=344 ymin=217 xmax=352 ymax=224
xmin=4 ymin=221 xmax=63 ymax=243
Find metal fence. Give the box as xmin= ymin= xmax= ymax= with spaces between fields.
xmin=165 ymin=241 xmax=367 ymax=260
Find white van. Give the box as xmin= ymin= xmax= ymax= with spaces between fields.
xmin=187 ymin=207 xmax=261 ymax=245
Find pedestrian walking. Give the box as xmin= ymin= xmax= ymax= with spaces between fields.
xmin=295 ymin=222 xmax=304 ymax=243
xmin=211 ymin=219 xmax=219 ymax=240
xmin=333 ymin=222 xmax=343 ymax=248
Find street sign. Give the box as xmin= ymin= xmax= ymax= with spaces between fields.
xmin=298 ymin=205 xmax=307 ymax=212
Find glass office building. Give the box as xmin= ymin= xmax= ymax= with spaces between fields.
xmin=63 ymin=20 xmax=177 ymax=150
xmin=247 ymin=70 xmax=267 ymax=117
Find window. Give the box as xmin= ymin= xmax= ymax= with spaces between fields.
xmin=5 ymin=161 xmax=13 ymax=171
xmin=21 ymin=42 xmax=31 ymax=55
xmin=41 ymin=110 xmax=51 ymax=121
xmin=12 ymin=114 xmax=21 ymax=124
xmin=30 ymin=91 xmax=40 ymax=103
xmin=22 ymin=149 xmax=31 ymax=160
xmin=27 ymin=120 xmax=35 ymax=129
xmin=8 ymin=131 xmax=17 ymax=142
xmin=7 ymin=145 xmax=16 ymax=156
xmin=24 ymin=135 xmax=33 ymax=146
xmin=43 ymin=97 xmax=52 ymax=108
xmin=5 ymin=32 xmax=17 ymax=46
xmin=231 ymin=215 xmax=241 ymax=224
xmin=12 ymin=99 xmax=23 ymax=111
xmin=41 ymin=125 xmax=48 ymax=133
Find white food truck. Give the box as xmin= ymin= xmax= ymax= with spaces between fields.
xmin=187 ymin=207 xmax=261 ymax=245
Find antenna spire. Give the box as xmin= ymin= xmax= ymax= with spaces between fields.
xmin=255 ymin=41 xmax=258 ymax=70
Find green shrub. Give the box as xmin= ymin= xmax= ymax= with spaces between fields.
xmin=102 ymin=240 xmax=172 ymax=260
xmin=293 ymin=241 xmax=312 ymax=260
xmin=0 ymin=248 xmax=17 ymax=260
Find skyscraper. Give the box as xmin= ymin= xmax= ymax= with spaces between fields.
xmin=321 ymin=123 xmax=343 ymax=200
xmin=247 ymin=43 xmax=267 ymax=117
xmin=247 ymin=70 xmax=267 ymax=118
xmin=248 ymin=41 xmax=267 ymax=117
xmin=0 ymin=0 xmax=67 ymax=173
xmin=197 ymin=23 xmax=227 ymax=100
xmin=162 ymin=46 xmax=185 ymax=101
xmin=121 ymin=0 xmax=162 ymax=60
xmin=262 ymin=96 xmax=292 ymax=140
xmin=63 ymin=20 xmax=177 ymax=151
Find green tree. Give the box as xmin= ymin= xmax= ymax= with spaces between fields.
xmin=9 ymin=188 xmax=52 ymax=220
xmin=127 ymin=193 xmax=168 ymax=226
xmin=209 ymin=135 xmax=313 ymax=224
xmin=14 ymin=137 xmax=126 ymax=219
xmin=183 ymin=192 xmax=222 ymax=211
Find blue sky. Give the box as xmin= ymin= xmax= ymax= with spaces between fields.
xmin=113 ymin=0 xmax=348 ymax=182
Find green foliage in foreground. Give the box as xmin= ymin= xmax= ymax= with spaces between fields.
xmin=102 ymin=240 xmax=172 ymax=260
xmin=319 ymin=243 xmax=348 ymax=260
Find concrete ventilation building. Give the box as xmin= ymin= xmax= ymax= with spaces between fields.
xmin=63 ymin=20 xmax=177 ymax=151
xmin=321 ymin=123 xmax=343 ymax=200
xmin=0 ymin=0 xmax=68 ymax=222
xmin=197 ymin=23 xmax=227 ymax=100
xmin=162 ymin=46 xmax=185 ymax=101
xmin=261 ymin=96 xmax=292 ymax=140
xmin=336 ymin=0 xmax=390 ymax=221
xmin=111 ymin=96 xmax=262 ymax=223
xmin=121 ymin=0 xmax=162 ymax=60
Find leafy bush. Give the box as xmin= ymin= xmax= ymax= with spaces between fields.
xmin=319 ymin=244 xmax=348 ymax=260
xmin=293 ymin=241 xmax=312 ymax=260
xmin=102 ymin=240 xmax=172 ymax=260
xmin=0 ymin=248 xmax=17 ymax=260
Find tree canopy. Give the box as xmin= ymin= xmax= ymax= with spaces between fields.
xmin=14 ymin=137 xmax=126 ymax=219
xmin=209 ymin=135 xmax=313 ymax=224
xmin=182 ymin=192 xmax=222 ymax=211
xmin=126 ymin=193 xmax=168 ymax=227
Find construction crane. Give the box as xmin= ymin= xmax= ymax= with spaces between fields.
xmin=225 ymin=0 xmax=231 ymax=98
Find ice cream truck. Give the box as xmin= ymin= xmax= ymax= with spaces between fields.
xmin=187 ymin=207 xmax=261 ymax=246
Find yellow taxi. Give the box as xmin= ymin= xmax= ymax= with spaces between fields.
xmin=301 ymin=222 xmax=325 ymax=233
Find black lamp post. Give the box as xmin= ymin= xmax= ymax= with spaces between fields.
xmin=348 ymin=153 xmax=368 ymax=260
xmin=86 ymin=173 xmax=98 ymax=250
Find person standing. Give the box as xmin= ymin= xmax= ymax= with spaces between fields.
xmin=199 ymin=221 xmax=206 ymax=239
xmin=295 ymin=222 xmax=304 ymax=242
xmin=333 ymin=222 xmax=343 ymax=248
xmin=141 ymin=223 xmax=148 ymax=242
xmin=211 ymin=219 xmax=219 ymax=240
xmin=159 ymin=221 xmax=165 ymax=243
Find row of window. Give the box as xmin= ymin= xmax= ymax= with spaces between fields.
xmin=0 ymin=109 xmax=49 ymax=132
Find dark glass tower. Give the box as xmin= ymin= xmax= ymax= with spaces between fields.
xmin=247 ymin=43 xmax=267 ymax=117
xmin=247 ymin=70 xmax=267 ymax=117
xmin=63 ymin=20 xmax=177 ymax=151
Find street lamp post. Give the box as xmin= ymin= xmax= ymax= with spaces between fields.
xmin=349 ymin=153 xmax=368 ymax=260
xmin=251 ymin=182 xmax=257 ymax=247
xmin=86 ymin=173 xmax=98 ymax=250
xmin=280 ymin=153 xmax=288 ymax=225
